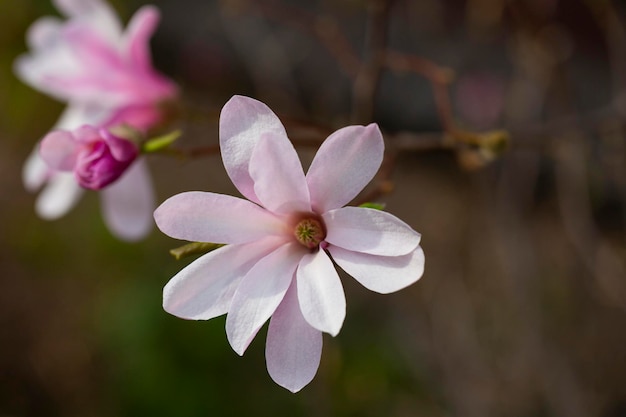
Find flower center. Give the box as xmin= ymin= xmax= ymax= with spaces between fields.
xmin=294 ymin=218 xmax=325 ymax=249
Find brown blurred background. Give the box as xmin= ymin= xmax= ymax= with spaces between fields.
xmin=1 ymin=0 xmax=626 ymax=416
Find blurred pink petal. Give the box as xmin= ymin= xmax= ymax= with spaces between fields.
xmin=266 ymin=282 xmax=322 ymax=393
xmin=39 ymin=130 xmax=78 ymax=170
xmin=100 ymin=158 xmax=154 ymax=241
xmin=35 ymin=173 xmax=84 ymax=220
xmin=123 ymin=6 xmax=159 ymax=70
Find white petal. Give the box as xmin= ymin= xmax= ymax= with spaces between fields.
xmin=53 ymin=0 xmax=122 ymax=43
xmin=226 ymin=243 xmax=304 ymax=355
xmin=54 ymin=103 xmax=113 ymax=130
xmin=306 ymin=124 xmax=384 ymax=212
xmin=23 ymin=148 xmax=49 ymax=192
xmin=163 ymin=237 xmax=284 ymax=320
xmin=154 ymin=192 xmax=287 ymax=245
xmin=26 ymin=17 xmax=63 ymax=50
xmin=266 ymin=281 xmax=323 ymax=393
xmin=35 ymin=172 xmax=83 ymax=220
xmin=296 ymin=250 xmax=346 ymax=336
xmin=329 ymin=245 xmax=425 ymax=294
xmin=249 ymin=132 xmax=310 ymax=214
xmin=219 ymin=95 xmax=288 ymax=204
xmin=100 ymin=158 xmax=154 ymax=241
xmin=323 ymin=207 xmax=421 ymax=256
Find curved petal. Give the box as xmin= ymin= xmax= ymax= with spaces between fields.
xmin=306 ymin=124 xmax=384 ymax=212
xmin=154 ymin=192 xmax=287 ymax=244
xmin=123 ymin=5 xmax=159 ymax=69
xmin=328 ymin=245 xmax=425 ymax=294
xmin=226 ymin=243 xmax=304 ymax=355
xmin=249 ymin=133 xmax=310 ymax=214
xmin=296 ymin=250 xmax=345 ymax=336
xmin=219 ymin=95 xmax=288 ymax=204
xmin=100 ymin=158 xmax=154 ymax=241
xmin=26 ymin=17 xmax=63 ymax=50
xmin=39 ymin=130 xmax=77 ymax=170
xmin=14 ymin=44 xmax=78 ymax=100
xmin=163 ymin=237 xmax=284 ymax=320
xmin=55 ymin=103 xmax=113 ymax=130
xmin=266 ymin=281 xmax=323 ymax=393
xmin=23 ymin=149 xmax=50 ymax=192
xmin=323 ymin=207 xmax=421 ymax=256
xmin=53 ymin=0 xmax=122 ymax=42
xmin=35 ymin=173 xmax=84 ymax=220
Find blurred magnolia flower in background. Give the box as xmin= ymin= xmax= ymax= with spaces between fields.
xmin=15 ymin=0 xmax=177 ymax=241
xmin=154 ymin=96 xmax=425 ymax=392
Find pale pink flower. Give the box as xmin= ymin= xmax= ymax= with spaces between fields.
xmin=40 ymin=125 xmax=138 ymax=190
xmin=154 ymin=96 xmax=425 ymax=392
xmin=16 ymin=0 xmax=174 ymax=240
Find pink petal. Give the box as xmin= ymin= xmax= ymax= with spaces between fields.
xmin=53 ymin=0 xmax=122 ymax=41
xmin=100 ymin=158 xmax=154 ymax=241
xmin=249 ymin=133 xmax=310 ymax=214
xmin=296 ymin=250 xmax=346 ymax=336
xmin=39 ymin=130 xmax=78 ymax=171
xmin=123 ymin=5 xmax=159 ymax=69
xmin=225 ymin=243 xmax=304 ymax=355
xmin=306 ymin=124 xmax=384 ymax=212
xmin=219 ymin=95 xmax=288 ymax=204
xmin=163 ymin=237 xmax=284 ymax=320
xmin=154 ymin=192 xmax=287 ymax=244
xmin=35 ymin=172 xmax=84 ymax=220
xmin=328 ymin=245 xmax=425 ymax=294
xmin=266 ymin=281 xmax=323 ymax=393
xmin=14 ymin=41 xmax=78 ymax=101
xmin=323 ymin=207 xmax=421 ymax=256
xmin=72 ymin=125 xmax=101 ymax=143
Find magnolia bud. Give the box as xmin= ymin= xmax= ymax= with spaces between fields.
xmin=40 ymin=125 xmax=138 ymax=190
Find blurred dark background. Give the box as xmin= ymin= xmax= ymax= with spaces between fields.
xmin=1 ymin=0 xmax=626 ymax=416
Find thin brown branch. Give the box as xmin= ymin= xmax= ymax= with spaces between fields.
xmin=351 ymin=0 xmax=394 ymax=124
xmin=256 ymin=1 xmax=361 ymax=77
xmin=384 ymin=51 xmax=456 ymax=131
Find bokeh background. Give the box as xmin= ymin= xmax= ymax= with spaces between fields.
xmin=1 ymin=0 xmax=626 ymax=416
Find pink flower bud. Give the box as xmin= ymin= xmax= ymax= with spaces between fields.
xmin=40 ymin=125 xmax=138 ymax=190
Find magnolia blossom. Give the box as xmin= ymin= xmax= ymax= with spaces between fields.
xmin=15 ymin=0 xmax=177 ymax=131
xmin=154 ymin=96 xmax=425 ymax=392
xmin=40 ymin=125 xmax=138 ymax=190
xmin=16 ymin=0 xmax=177 ymax=241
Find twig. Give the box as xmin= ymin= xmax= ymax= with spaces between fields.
xmin=351 ymin=0 xmax=394 ymax=124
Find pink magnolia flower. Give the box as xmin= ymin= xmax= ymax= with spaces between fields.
xmin=15 ymin=0 xmax=177 ymax=132
xmin=16 ymin=0 xmax=176 ymax=241
xmin=154 ymin=96 xmax=425 ymax=392
xmin=40 ymin=125 xmax=139 ymax=190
